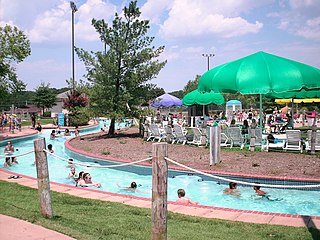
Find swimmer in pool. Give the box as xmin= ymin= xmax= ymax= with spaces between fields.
xmin=77 ymin=173 xmax=101 ymax=188
xmin=224 ymin=182 xmax=240 ymax=196
xmin=68 ymin=167 xmax=78 ymax=180
xmin=253 ymin=183 xmax=282 ymax=201
xmin=176 ymin=189 xmax=198 ymax=205
xmin=117 ymin=181 xmax=140 ymax=192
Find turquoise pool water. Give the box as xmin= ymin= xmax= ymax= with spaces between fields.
xmin=1 ymin=122 xmax=320 ymax=216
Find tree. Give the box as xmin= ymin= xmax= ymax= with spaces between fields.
xmin=33 ymin=82 xmax=57 ymax=115
xmin=0 ymin=25 xmax=31 ymax=102
xmin=183 ymin=75 xmax=201 ymax=95
xmin=76 ymin=1 xmax=166 ymax=135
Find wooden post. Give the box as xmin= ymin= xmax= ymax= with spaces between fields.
xmin=210 ymin=126 xmax=221 ymax=165
xmin=143 ymin=122 xmax=149 ymax=141
xmin=249 ymin=128 xmax=256 ymax=152
xmin=34 ymin=138 xmax=53 ymax=218
xmin=311 ymin=115 xmax=317 ymax=155
xmin=151 ymin=143 xmax=168 ymax=240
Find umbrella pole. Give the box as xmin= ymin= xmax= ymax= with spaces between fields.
xmin=203 ymin=105 xmax=205 ymax=116
xmin=259 ymin=94 xmax=263 ymax=128
xmin=291 ymin=98 xmax=294 ymax=129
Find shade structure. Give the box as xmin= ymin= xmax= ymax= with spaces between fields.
xmin=265 ymin=89 xmax=320 ymax=99
xmin=151 ymin=93 xmax=182 ymax=107
xmin=182 ymin=90 xmax=225 ymax=107
xmin=275 ymin=98 xmax=320 ymax=104
xmin=198 ymin=51 xmax=320 ymax=94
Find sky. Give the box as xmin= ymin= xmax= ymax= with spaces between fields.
xmin=1 ymin=0 xmax=320 ymax=92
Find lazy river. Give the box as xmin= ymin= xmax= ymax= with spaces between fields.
xmin=1 ymin=121 xmax=320 ymax=216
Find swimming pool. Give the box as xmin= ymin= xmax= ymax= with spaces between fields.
xmin=1 ymin=122 xmax=320 ymax=216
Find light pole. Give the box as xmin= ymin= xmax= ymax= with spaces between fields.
xmin=201 ymin=53 xmax=215 ymax=116
xmin=202 ymin=53 xmax=215 ymax=71
xmin=70 ymin=1 xmax=78 ymax=93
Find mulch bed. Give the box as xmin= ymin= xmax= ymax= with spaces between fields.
xmin=69 ymin=128 xmax=320 ymax=179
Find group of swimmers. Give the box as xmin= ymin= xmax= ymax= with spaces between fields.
xmin=224 ymin=182 xmax=282 ymax=201
xmin=3 ymin=141 xmax=18 ymax=167
xmin=68 ymin=168 xmax=102 ymax=188
xmin=176 ymin=181 xmax=281 ymax=206
xmin=50 ymin=128 xmax=78 ymax=140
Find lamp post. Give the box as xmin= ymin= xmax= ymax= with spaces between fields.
xmin=201 ymin=53 xmax=215 ymax=116
xmin=202 ymin=53 xmax=215 ymax=71
xmin=70 ymin=1 xmax=78 ymax=93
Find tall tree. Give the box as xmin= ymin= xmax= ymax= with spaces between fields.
xmin=76 ymin=1 xmax=166 ymax=135
xmin=0 ymin=25 xmax=31 ymax=103
xmin=33 ymin=82 xmax=56 ymax=115
xmin=183 ymin=75 xmax=201 ymax=95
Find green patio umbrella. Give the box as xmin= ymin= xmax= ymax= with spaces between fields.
xmin=182 ymin=89 xmax=225 ymax=106
xmin=265 ymin=89 xmax=320 ymax=99
xmin=198 ymin=51 xmax=320 ymax=94
xmin=198 ymin=51 xmax=320 ymax=126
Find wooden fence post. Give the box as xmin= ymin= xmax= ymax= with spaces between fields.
xmin=34 ymin=138 xmax=53 ymax=218
xmin=210 ymin=126 xmax=221 ymax=165
xmin=151 ymin=143 xmax=168 ymax=240
xmin=311 ymin=116 xmax=317 ymax=155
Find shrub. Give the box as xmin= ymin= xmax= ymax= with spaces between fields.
xmin=43 ymin=111 xmax=51 ymax=118
xmin=68 ymin=107 xmax=90 ymax=126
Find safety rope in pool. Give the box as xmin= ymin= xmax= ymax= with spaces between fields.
xmin=164 ymin=157 xmax=320 ymax=189
xmin=43 ymin=149 xmax=152 ymax=168
xmin=0 ymin=150 xmax=35 ymax=159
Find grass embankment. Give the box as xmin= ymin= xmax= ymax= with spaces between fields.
xmin=1 ymin=181 xmax=318 ymax=240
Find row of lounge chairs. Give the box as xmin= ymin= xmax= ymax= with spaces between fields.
xmin=145 ymin=124 xmax=320 ymax=152
xmin=146 ymin=124 xmax=205 ymax=146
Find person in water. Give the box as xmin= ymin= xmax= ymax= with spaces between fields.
xmin=176 ymin=189 xmax=198 ymax=205
xmin=253 ymin=183 xmax=282 ymax=201
xmin=117 ymin=181 xmax=140 ymax=192
xmin=224 ymin=182 xmax=240 ymax=196
xmin=77 ymin=173 xmax=101 ymax=188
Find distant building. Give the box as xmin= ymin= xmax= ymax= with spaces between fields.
xmin=15 ymin=104 xmax=42 ymax=119
xmin=49 ymin=90 xmax=71 ymax=114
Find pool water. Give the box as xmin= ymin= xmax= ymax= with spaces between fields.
xmin=1 ymin=122 xmax=320 ymax=216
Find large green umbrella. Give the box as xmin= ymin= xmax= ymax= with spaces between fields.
xmin=182 ymin=89 xmax=225 ymax=106
xmin=198 ymin=51 xmax=320 ymax=94
xmin=265 ymin=89 xmax=320 ymax=99
xmin=198 ymin=51 xmax=320 ymax=126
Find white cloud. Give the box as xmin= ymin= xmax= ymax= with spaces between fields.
xmin=272 ymin=0 xmax=320 ymax=40
xmin=140 ymin=0 xmax=172 ymax=24
xmin=27 ymin=0 xmax=116 ymax=43
xmin=159 ymin=0 xmax=266 ymax=40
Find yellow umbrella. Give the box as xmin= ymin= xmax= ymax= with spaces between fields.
xmin=275 ymin=98 xmax=320 ymax=104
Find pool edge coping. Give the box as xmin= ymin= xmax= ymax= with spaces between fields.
xmin=1 ymin=168 xmax=319 ymax=229
xmin=65 ymin=137 xmax=320 ymax=182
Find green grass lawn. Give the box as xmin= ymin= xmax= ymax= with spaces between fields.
xmin=0 ymin=181 xmax=318 ymax=240
xmin=21 ymin=118 xmax=54 ymax=127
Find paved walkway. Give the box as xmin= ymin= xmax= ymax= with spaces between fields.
xmin=0 ymin=127 xmax=38 ymax=141
xmin=0 ymin=214 xmax=75 ymax=240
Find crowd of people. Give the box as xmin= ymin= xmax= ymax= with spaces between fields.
xmin=0 ymin=113 xmax=22 ymax=133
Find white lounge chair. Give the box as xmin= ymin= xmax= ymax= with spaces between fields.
xmin=147 ymin=124 xmax=166 ymax=142
xmin=248 ymin=128 xmax=264 ymax=151
xmin=163 ymin=125 xmax=176 ymax=144
xmin=283 ymin=130 xmax=303 ymax=153
xmin=173 ymin=124 xmax=187 ymax=145
xmin=229 ymin=127 xmax=244 ymax=149
xmin=188 ymin=127 xmax=205 ymax=146
xmin=305 ymin=130 xmax=320 ymax=151
xmin=220 ymin=127 xmax=232 ymax=147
